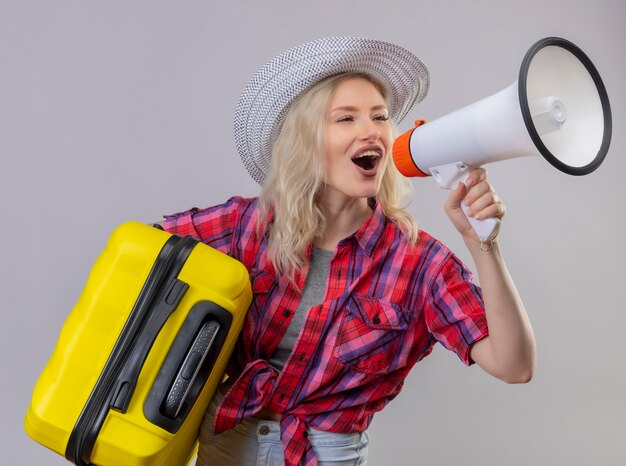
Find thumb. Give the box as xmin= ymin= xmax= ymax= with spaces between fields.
xmin=445 ymin=182 xmax=467 ymax=212
xmin=445 ymin=181 xmax=476 ymax=238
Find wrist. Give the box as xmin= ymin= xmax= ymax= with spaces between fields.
xmin=464 ymin=235 xmax=501 ymax=255
xmin=480 ymin=236 xmax=498 ymax=252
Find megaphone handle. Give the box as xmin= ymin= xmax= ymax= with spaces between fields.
xmin=430 ymin=161 xmax=501 ymax=242
xmin=461 ymin=202 xmax=501 ymax=242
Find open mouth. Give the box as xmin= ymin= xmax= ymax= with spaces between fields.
xmin=351 ymin=150 xmax=382 ymax=171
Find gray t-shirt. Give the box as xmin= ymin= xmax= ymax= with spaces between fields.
xmin=269 ymin=246 xmax=333 ymax=371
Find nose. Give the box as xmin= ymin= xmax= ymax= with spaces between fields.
xmin=361 ymin=121 xmax=381 ymax=141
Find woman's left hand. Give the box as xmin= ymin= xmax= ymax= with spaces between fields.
xmin=444 ymin=168 xmax=535 ymax=384
xmin=444 ymin=168 xmax=506 ymax=243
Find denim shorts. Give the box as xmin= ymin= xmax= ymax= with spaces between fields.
xmin=196 ymin=389 xmax=369 ymax=466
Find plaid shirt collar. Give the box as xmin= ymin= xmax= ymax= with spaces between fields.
xmin=339 ymin=199 xmax=386 ymax=257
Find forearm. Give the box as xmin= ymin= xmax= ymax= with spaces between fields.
xmin=466 ymin=238 xmax=536 ymax=383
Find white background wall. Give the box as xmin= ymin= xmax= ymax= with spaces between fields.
xmin=2 ymin=1 xmax=624 ymax=464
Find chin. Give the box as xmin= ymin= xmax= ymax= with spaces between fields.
xmin=324 ymin=175 xmax=383 ymax=202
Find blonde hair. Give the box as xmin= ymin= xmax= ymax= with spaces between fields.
xmin=258 ymin=73 xmax=418 ymax=281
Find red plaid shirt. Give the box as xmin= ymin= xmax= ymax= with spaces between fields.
xmin=163 ymin=196 xmax=488 ymax=466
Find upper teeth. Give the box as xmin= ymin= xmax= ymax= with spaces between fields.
xmin=354 ymin=150 xmax=381 ymax=159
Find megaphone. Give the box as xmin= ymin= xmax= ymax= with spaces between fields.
xmin=393 ymin=37 xmax=612 ymax=241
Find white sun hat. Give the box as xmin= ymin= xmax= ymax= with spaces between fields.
xmin=233 ymin=36 xmax=430 ymax=185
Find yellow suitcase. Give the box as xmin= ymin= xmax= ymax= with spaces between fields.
xmin=25 ymin=222 xmax=251 ymax=466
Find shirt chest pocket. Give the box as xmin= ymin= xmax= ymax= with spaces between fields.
xmin=334 ymin=294 xmax=412 ymax=375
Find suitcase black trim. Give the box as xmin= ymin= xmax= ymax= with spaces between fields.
xmin=65 ymin=234 xmax=198 ymax=466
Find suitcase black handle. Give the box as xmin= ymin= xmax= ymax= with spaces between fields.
xmin=161 ymin=319 xmax=221 ymax=418
xmin=144 ymin=302 xmax=233 ymax=434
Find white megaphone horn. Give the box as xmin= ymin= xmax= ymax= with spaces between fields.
xmin=393 ymin=37 xmax=612 ymax=241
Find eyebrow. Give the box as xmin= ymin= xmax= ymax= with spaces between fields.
xmin=328 ymin=105 xmax=388 ymax=113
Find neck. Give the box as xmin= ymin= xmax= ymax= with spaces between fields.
xmin=315 ymin=190 xmax=373 ymax=250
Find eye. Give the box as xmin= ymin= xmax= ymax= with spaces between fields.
xmin=337 ymin=115 xmax=354 ymax=122
xmin=373 ymin=114 xmax=389 ymax=122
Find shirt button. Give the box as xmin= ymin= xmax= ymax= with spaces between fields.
xmin=283 ymin=310 xmax=291 ymax=317
xmin=259 ymin=425 xmax=270 ymax=436
xmin=299 ymin=353 xmax=305 ymax=361
xmin=372 ymin=315 xmax=381 ymax=325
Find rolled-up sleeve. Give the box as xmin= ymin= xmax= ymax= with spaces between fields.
xmin=162 ymin=196 xmax=244 ymax=254
xmin=424 ymin=253 xmax=489 ymax=365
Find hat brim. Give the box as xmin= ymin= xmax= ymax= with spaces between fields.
xmin=234 ymin=37 xmax=430 ymax=185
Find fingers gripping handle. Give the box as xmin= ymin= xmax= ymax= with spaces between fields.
xmin=461 ymin=202 xmax=501 ymax=242
xmin=430 ymin=162 xmax=501 ymax=242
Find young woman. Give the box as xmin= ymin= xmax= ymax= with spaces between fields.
xmin=162 ymin=37 xmax=535 ymax=466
